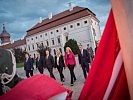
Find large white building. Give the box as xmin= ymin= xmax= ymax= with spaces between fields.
xmin=0 ymin=6 xmax=101 ymax=57
xmin=26 ymin=6 xmax=101 ymax=57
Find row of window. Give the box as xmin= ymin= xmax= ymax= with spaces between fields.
xmin=29 ymin=35 xmax=59 ymax=41
xmin=28 ymin=42 xmax=44 ymax=51
xmin=53 ymin=48 xmax=62 ymax=55
xmin=30 ymin=35 xmax=43 ymax=41
xmin=91 ymin=20 xmax=97 ymax=25
xmin=28 ymin=37 xmax=62 ymax=51
xmin=55 ymin=20 xmax=88 ymax=33
xmin=32 ymin=48 xmax=63 ymax=58
xmin=27 ymin=20 xmax=88 ymax=42
xmin=51 ymin=37 xmax=61 ymax=46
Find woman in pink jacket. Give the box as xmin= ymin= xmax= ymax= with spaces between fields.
xmin=64 ymin=47 xmax=76 ymax=86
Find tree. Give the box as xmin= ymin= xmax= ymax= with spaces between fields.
xmin=37 ymin=45 xmax=51 ymax=57
xmin=13 ymin=48 xmax=25 ymax=63
xmin=64 ymin=39 xmax=79 ymax=55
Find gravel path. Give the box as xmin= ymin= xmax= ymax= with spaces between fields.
xmin=16 ymin=58 xmax=85 ymax=100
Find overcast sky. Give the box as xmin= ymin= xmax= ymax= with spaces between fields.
xmin=0 ymin=0 xmax=111 ymax=41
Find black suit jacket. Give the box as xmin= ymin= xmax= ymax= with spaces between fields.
xmin=24 ymin=58 xmax=34 ymax=70
xmin=55 ymin=55 xmax=65 ymax=68
xmin=36 ymin=56 xmax=44 ymax=69
xmin=78 ymin=49 xmax=90 ymax=64
xmin=45 ymin=54 xmax=55 ymax=68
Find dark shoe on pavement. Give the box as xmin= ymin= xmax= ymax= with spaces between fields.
xmin=61 ymin=78 xmax=65 ymax=82
xmin=71 ymin=83 xmax=74 ymax=86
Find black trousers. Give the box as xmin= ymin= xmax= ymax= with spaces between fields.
xmin=26 ymin=70 xmax=33 ymax=78
xmin=47 ymin=67 xmax=55 ymax=79
xmin=57 ymin=65 xmax=64 ymax=81
xmin=68 ymin=65 xmax=76 ymax=84
xmin=38 ymin=67 xmax=44 ymax=74
xmin=81 ymin=62 xmax=89 ymax=79
xmin=0 ymin=81 xmax=3 ymax=96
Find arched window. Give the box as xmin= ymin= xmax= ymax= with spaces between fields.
xmin=93 ymin=28 xmax=96 ymax=36
xmin=32 ymin=44 xmax=34 ymax=50
xmin=28 ymin=45 xmax=30 ymax=51
xmin=51 ymin=38 xmax=55 ymax=45
xmin=66 ymin=36 xmax=68 ymax=41
xmin=46 ymin=40 xmax=49 ymax=46
xmin=54 ymin=49 xmax=56 ymax=55
xmin=59 ymin=48 xmax=62 ymax=53
xmin=34 ymin=54 xmax=36 ymax=59
xmin=41 ymin=42 xmax=44 ymax=47
xmin=36 ymin=43 xmax=39 ymax=48
xmin=57 ymin=37 xmax=61 ymax=44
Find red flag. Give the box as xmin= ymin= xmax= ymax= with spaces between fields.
xmin=79 ymin=10 xmax=130 ymax=100
xmin=0 ymin=74 xmax=72 ymax=100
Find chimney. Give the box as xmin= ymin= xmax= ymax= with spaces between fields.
xmin=39 ymin=17 xmax=42 ymax=23
xmin=68 ymin=2 xmax=73 ymax=11
xmin=48 ymin=12 xmax=52 ymax=19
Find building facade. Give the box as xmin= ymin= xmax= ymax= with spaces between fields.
xmin=0 ymin=6 xmax=101 ymax=57
xmin=26 ymin=6 xmax=101 ymax=57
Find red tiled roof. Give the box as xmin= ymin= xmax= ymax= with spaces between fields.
xmin=0 ymin=38 xmax=26 ymax=49
xmin=26 ymin=6 xmax=98 ymax=37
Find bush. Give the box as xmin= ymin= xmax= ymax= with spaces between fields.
xmin=37 ymin=45 xmax=51 ymax=57
xmin=64 ymin=39 xmax=79 ymax=55
xmin=13 ymin=48 xmax=25 ymax=63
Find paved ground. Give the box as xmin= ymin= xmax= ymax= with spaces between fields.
xmin=16 ymin=58 xmax=86 ymax=100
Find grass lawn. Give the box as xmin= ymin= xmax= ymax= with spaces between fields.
xmin=16 ymin=62 xmax=36 ymax=68
xmin=16 ymin=62 xmax=24 ymax=68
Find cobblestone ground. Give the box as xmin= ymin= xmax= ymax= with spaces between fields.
xmin=16 ymin=59 xmax=85 ymax=100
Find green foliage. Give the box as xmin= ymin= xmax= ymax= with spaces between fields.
xmin=13 ymin=48 xmax=25 ymax=63
xmin=64 ymin=39 xmax=79 ymax=55
xmin=16 ymin=62 xmax=24 ymax=68
xmin=37 ymin=45 xmax=51 ymax=57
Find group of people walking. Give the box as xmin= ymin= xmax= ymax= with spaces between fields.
xmin=24 ymin=44 xmax=93 ymax=86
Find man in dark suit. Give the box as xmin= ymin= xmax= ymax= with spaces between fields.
xmin=78 ymin=44 xmax=90 ymax=79
xmin=45 ymin=50 xmax=55 ymax=79
xmin=87 ymin=44 xmax=94 ymax=63
xmin=24 ymin=53 xmax=34 ymax=78
xmin=36 ymin=52 xmax=44 ymax=74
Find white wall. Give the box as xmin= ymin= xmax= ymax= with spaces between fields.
xmin=26 ymin=16 xmax=101 ymax=57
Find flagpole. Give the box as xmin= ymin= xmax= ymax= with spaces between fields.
xmin=111 ymin=0 xmax=133 ymax=99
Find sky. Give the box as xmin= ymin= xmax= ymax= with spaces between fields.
xmin=0 ymin=0 xmax=111 ymax=41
